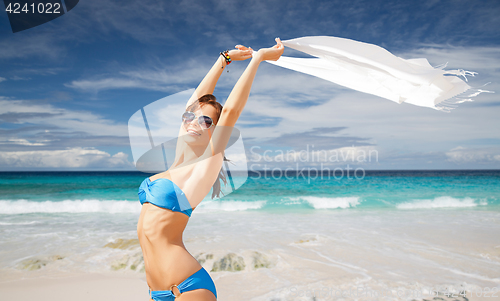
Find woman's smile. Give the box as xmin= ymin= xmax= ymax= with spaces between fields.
xmin=186 ymin=126 xmax=202 ymax=136
xmin=187 ymin=130 xmax=201 ymax=136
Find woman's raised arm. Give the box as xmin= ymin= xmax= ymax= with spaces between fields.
xmin=200 ymin=38 xmax=284 ymax=161
xmin=186 ymin=45 xmax=254 ymax=109
xmin=188 ymin=38 xmax=284 ymax=198
xmin=217 ymin=38 xmax=284 ymax=127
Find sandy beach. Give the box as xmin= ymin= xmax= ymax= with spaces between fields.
xmin=2 ymin=209 xmax=499 ymax=301
xmin=0 ymin=272 xmax=146 ymax=301
xmin=0 ymin=270 xmax=497 ymax=301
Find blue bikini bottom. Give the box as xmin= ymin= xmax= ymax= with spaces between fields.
xmin=149 ymin=267 xmax=217 ymax=300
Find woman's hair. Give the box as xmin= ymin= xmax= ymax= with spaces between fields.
xmin=186 ymin=94 xmax=222 ymax=124
xmin=187 ymin=94 xmax=230 ymax=199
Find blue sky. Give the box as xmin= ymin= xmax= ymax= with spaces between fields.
xmin=0 ymin=0 xmax=499 ymax=171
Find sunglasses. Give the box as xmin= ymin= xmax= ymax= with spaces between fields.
xmin=182 ymin=111 xmax=214 ymax=129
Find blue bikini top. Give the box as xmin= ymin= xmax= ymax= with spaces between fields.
xmin=138 ymin=177 xmax=193 ymax=217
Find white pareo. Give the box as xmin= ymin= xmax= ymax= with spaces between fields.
xmin=264 ymin=36 xmax=489 ymax=111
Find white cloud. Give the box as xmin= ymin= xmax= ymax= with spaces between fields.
xmin=0 ymin=98 xmax=135 ymax=169
xmin=0 ymin=138 xmax=47 ymax=146
xmin=0 ymin=99 xmax=127 ymax=137
xmin=0 ymin=77 xmax=5 ymax=82
xmin=0 ymin=33 xmax=64 ymax=60
xmin=10 ymin=76 xmax=31 ymax=81
xmin=65 ymin=60 xmax=209 ymax=93
xmin=400 ymin=45 xmax=500 ymax=72
xmin=446 ymin=146 xmax=500 ymax=163
xmin=0 ymin=147 xmax=133 ymax=169
xmin=66 ymin=77 xmax=151 ymax=92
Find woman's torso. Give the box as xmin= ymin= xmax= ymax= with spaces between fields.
xmin=137 ymin=167 xmax=202 ymax=290
xmin=137 ymin=203 xmax=202 ymax=290
xmin=137 ymin=151 xmax=223 ymax=290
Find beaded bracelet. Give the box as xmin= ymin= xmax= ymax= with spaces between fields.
xmin=220 ymin=50 xmax=231 ymax=67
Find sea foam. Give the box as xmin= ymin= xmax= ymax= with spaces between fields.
xmin=0 ymin=221 xmax=38 ymax=225
xmin=196 ymin=200 xmax=266 ymax=212
xmin=396 ymin=196 xmax=485 ymax=209
xmin=288 ymin=196 xmax=361 ymax=209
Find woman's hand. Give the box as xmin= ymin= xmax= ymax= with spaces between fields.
xmin=254 ymin=38 xmax=284 ymax=62
xmin=228 ymin=45 xmax=254 ymax=61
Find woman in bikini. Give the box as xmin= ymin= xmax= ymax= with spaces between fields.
xmin=137 ymin=38 xmax=284 ymax=301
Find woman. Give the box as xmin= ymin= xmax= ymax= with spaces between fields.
xmin=137 ymin=38 xmax=284 ymax=301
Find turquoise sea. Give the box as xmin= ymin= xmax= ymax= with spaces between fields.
xmin=1 ymin=170 xmax=499 ymax=300
xmin=1 ymin=170 xmax=499 ymax=213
